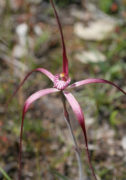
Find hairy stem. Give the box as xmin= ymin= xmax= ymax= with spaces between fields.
xmin=61 ymin=93 xmax=86 ymax=180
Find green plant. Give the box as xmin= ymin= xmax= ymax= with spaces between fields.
xmin=0 ymin=167 xmax=12 ymax=180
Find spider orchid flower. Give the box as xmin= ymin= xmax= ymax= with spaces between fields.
xmin=10 ymin=0 xmax=126 ymax=180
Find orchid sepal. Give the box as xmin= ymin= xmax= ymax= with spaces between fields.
xmin=7 ymin=68 xmax=54 ymax=105
xmin=50 ymin=0 xmax=69 ymax=76
xmin=18 ymin=88 xmax=59 ymax=180
xmin=63 ymin=91 xmax=97 ymax=180
xmin=69 ymin=78 xmax=126 ymax=96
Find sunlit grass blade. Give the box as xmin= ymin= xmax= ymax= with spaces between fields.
xmin=0 ymin=167 xmax=12 ymax=180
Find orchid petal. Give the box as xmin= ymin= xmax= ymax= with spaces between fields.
xmin=50 ymin=0 xmax=69 ymax=76
xmin=63 ymin=91 xmax=97 ymax=180
xmin=18 ymin=88 xmax=59 ymax=180
xmin=23 ymin=88 xmax=59 ymax=113
xmin=7 ymin=68 xmax=54 ymax=105
xmin=69 ymin=78 xmax=126 ymax=96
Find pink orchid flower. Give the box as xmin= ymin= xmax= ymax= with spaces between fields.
xmin=10 ymin=0 xmax=126 ymax=180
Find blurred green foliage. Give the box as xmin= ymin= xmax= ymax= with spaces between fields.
xmin=34 ymin=32 xmax=50 ymax=52
xmin=98 ymin=168 xmax=112 ymax=179
xmin=51 ymin=170 xmax=70 ymax=180
xmin=99 ymin=0 xmax=113 ymax=13
xmin=24 ymin=118 xmax=45 ymax=137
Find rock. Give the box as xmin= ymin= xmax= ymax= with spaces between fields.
xmin=16 ymin=23 xmax=28 ymax=46
xmin=12 ymin=45 xmax=27 ymax=58
xmin=73 ymin=3 xmax=123 ymax=41
xmin=121 ymin=136 xmax=126 ymax=150
xmin=75 ymin=50 xmax=106 ymax=63
xmin=16 ymin=23 xmax=28 ymax=36
xmin=85 ymin=117 xmax=95 ymax=126
xmin=70 ymin=6 xmax=92 ymax=22
xmin=34 ymin=25 xmax=43 ymax=36
xmin=74 ymin=19 xmax=117 ymax=41
xmin=86 ymin=2 xmax=122 ymax=23
xmin=13 ymin=23 xmax=29 ymax=58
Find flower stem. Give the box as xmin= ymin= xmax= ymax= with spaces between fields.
xmin=61 ymin=93 xmax=87 ymax=180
